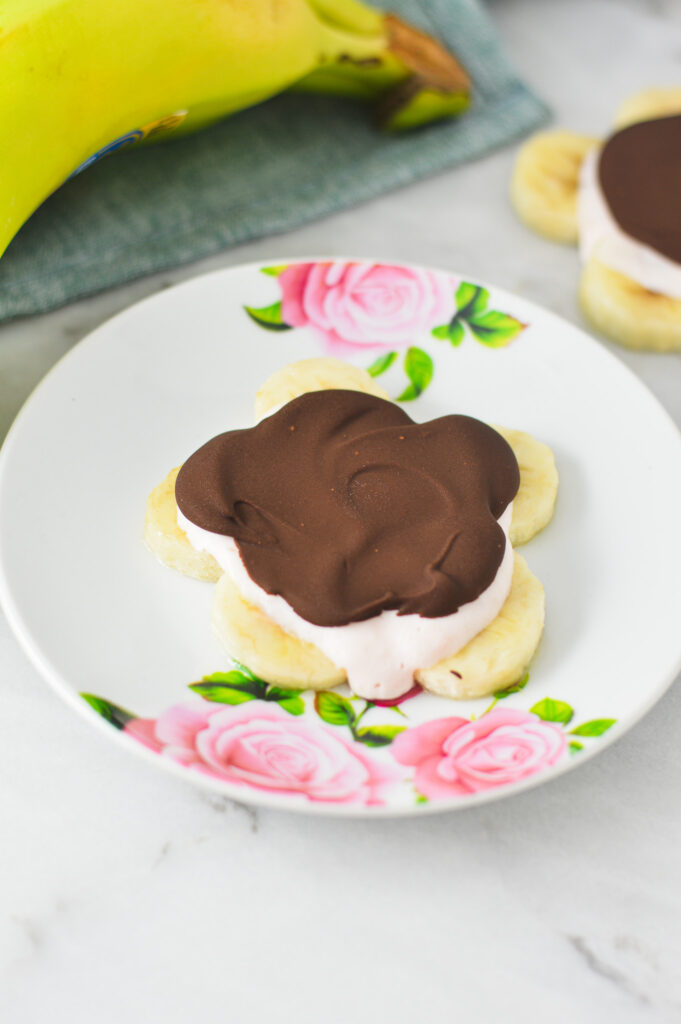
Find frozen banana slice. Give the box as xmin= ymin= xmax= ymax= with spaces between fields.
xmin=510 ymin=131 xmax=598 ymax=244
xmin=495 ymin=427 xmax=558 ymax=546
xmin=212 ymin=571 xmax=346 ymax=690
xmin=579 ymin=258 xmax=681 ymax=352
xmin=212 ymin=554 xmax=544 ymax=701
xmin=416 ymin=554 xmax=544 ymax=700
xmin=254 ymin=356 xmax=389 ymax=422
xmin=614 ymin=87 xmax=681 ymax=129
xmin=144 ymin=467 xmax=222 ymax=582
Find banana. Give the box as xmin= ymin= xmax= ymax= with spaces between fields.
xmin=144 ymin=467 xmax=222 ymax=582
xmin=495 ymin=427 xmax=558 ymax=546
xmin=0 ymin=0 xmax=470 ymax=263
xmin=510 ymin=131 xmax=599 ymax=244
xmin=212 ymin=570 xmax=346 ymax=690
xmin=212 ymin=552 xmax=544 ymax=701
xmin=254 ymin=357 xmax=390 ymax=421
xmin=579 ymin=258 xmax=681 ymax=352
xmin=416 ymin=554 xmax=544 ymax=699
xmin=614 ymin=87 xmax=681 ymax=129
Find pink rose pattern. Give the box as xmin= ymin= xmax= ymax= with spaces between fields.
xmin=392 ymin=709 xmax=566 ymax=799
xmin=84 ymin=678 xmax=616 ymax=807
xmin=125 ymin=702 xmax=401 ymax=805
xmin=244 ymin=261 xmax=528 ymax=403
xmin=277 ymin=261 xmax=454 ymax=355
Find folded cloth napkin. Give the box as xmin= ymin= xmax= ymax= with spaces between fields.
xmin=0 ymin=0 xmax=549 ymax=321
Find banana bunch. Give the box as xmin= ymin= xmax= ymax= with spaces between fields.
xmin=146 ymin=357 xmax=558 ymax=700
xmin=1 ymin=0 xmax=469 ymax=262
xmin=510 ymin=88 xmax=681 ymax=352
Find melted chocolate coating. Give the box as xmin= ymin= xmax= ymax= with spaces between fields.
xmin=599 ymin=114 xmax=681 ymax=265
xmin=176 ymin=390 xmax=519 ymax=627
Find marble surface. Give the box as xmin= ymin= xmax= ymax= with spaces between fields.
xmin=2 ymin=1 xmax=681 ymax=1020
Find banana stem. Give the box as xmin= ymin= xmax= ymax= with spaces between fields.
xmin=299 ymin=10 xmax=472 ymax=131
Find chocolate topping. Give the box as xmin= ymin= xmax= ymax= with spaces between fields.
xmin=176 ymin=390 xmax=519 ymax=627
xmin=599 ymin=114 xmax=681 ymax=265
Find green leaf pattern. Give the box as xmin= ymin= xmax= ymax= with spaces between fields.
xmin=570 ymin=719 xmax=616 ymax=737
xmin=314 ymin=690 xmax=406 ymax=748
xmin=190 ymin=670 xmax=305 ymax=716
xmin=81 ymin=693 xmax=134 ymax=730
xmin=432 ymin=280 xmax=526 ymax=350
xmin=396 ymin=347 xmax=434 ymax=402
xmin=367 ymin=351 xmax=398 ymax=377
xmin=244 ymin=300 xmax=292 ymax=331
xmin=530 ymin=697 xmax=574 ymax=726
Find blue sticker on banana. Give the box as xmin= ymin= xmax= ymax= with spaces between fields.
xmin=68 ymin=111 xmax=187 ymax=179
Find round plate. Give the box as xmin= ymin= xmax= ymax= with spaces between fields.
xmin=2 ymin=258 xmax=681 ymax=817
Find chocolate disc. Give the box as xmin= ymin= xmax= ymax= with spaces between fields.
xmin=599 ymin=114 xmax=681 ymax=265
xmin=176 ymin=390 xmax=519 ymax=627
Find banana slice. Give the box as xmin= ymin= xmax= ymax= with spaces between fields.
xmin=579 ymin=258 xmax=681 ymax=352
xmin=212 ymin=570 xmax=346 ymax=690
xmin=144 ymin=467 xmax=222 ymax=582
xmin=416 ymin=554 xmax=544 ymax=700
xmin=212 ymin=553 xmax=543 ymax=700
xmin=614 ymin=88 xmax=681 ymax=129
xmin=254 ymin=357 xmax=390 ymax=422
xmin=510 ymin=131 xmax=599 ymax=244
xmin=495 ymin=427 xmax=558 ymax=546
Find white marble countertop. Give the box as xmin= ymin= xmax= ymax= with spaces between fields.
xmin=2 ymin=1 xmax=681 ymax=1021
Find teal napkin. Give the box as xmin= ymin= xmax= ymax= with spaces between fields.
xmin=0 ymin=0 xmax=549 ymax=321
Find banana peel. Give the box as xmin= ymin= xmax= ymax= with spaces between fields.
xmin=0 ymin=0 xmax=471 ymax=261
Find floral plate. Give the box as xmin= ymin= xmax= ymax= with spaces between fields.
xmin=1 ymin=259 xmax=681 ymax=816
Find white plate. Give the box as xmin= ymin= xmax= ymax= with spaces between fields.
xmin=2 ymin=258 xmax=681 ymax=816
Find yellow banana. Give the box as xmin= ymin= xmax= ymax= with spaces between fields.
xmin=1 ymin=0 xmax=469 ymax=261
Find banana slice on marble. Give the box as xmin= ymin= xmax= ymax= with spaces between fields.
xmin=416 ymin=554 xmax=545 ymax=699
xmin=212 ymin=570 xmax=346 ymax=690
xmin=510 ymin=131 xmax=599 ymax=244
xmin=254 ymin=357 xmax=390 ymax=422
xmin=614 ymin=87 xmax=681 ymax=128
xmin=144 ymin=467 xmax=222 ymax=582
xmin=579 ymin=258 xmax=681 ymax=352
xmin=495 ymin=427 xmax=558 ymax=546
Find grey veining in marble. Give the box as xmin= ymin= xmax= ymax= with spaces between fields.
xmin=1 ymin=1 xmax=680 ymax=1021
